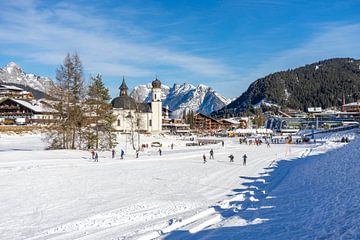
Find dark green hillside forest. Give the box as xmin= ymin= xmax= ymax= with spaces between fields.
xmin=213 ymin=58 xmax=360 ymax=117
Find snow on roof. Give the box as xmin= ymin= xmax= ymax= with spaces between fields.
xmin=0 ymin=84 xmax=24 ymax=91
xmin=10 ymin=99 xmax=56 ymax=113
xmin=222 ymin=118 xmax=240 ymax=124
xmin=343 ymin=102 xmax=360 ymax=107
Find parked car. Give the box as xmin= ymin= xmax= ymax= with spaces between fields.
xmin=151 ymin=142 xmax=162 ymax=147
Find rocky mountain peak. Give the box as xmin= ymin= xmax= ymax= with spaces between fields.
xmin=0 ymin=62 xmax=54 ymax=94
xmin=130 ymin=82 xmax=230 ymax=118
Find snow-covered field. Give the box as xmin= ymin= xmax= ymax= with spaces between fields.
xmin=0 ymin=130 xmax=358 ymax=239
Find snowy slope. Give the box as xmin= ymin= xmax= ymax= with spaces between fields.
xmin=130 ymin=83 xmax=230 ymax=117
xmin=0 ymin=130 xmax=357 ymax=240
xmin=0 ymin=62 xmax=54 ymax=93
xmin=0 ymin=133 xmax=307 ymax=240
xmin=164 ymin=131 xmax=360 ymax=239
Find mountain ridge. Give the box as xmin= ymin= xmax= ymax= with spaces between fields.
xmin=130 ymin=82 xmax=230 ymax=117
xmin=212 ymin=58 xmax=360 ymax=117
xmin=0 ymin=62 xmax=54 ymax=94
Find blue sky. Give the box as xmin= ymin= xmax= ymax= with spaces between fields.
xmin=1 ymin=0 xmax=360 ymax=99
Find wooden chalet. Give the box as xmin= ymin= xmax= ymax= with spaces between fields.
xmin=0 ymin=84 xmax=33 ymax=99
xmin=194 ymin=112 xmax=222 ymax=132
xmin=0 ymin=98 xmax=56 ymax=125
xmin=342 ymin=101 xmax=360 ymax=112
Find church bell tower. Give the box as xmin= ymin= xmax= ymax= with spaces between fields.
xmin=151 ymin=78 xmax=162 ymax=132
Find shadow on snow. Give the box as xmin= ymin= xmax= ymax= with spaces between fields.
xmin=165 ymin=141 xmax=360 ymax=240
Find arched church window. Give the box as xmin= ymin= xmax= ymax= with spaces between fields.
xmin=117 ymin=119 xmax=121 ymax=126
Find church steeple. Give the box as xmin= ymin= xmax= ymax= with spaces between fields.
xmin=119 ymin=76 xmax=128 ymax=96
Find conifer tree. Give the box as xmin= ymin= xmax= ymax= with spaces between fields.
xmin=86 ymin=74 xmax=115 ymax=149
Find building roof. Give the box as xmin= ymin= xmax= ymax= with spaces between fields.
xmin=119 ymin=77 xmax=128 ymax=92
xmin=111 ymin=95 xmax=137 ymax=109
xmin=221 ymin=118 xmax=240 ymax=124
xmin=195 ymin=112 xmax=221 ymax=123
xmin=0 ymin=98 xmax=56 ymax=113
xmin=0 ymin=84 xmax=24 ymax=91
xmin=111 ymin=96 xmax=151 ymax=112
xmin=343 ymin=102 xmax=360 ymax=107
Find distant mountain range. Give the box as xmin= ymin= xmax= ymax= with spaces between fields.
xmin=0 ymin=62 xmax=54 ymax=95
xmin=212 ymin=58 xmax=360 ymax=117
xmin=5 ymin=58 xmax=357 ymax=120
xmin=130 ymin=83 xmax=230 ymax=117
xmin=0 ymin=62 xmax=230 ymax=117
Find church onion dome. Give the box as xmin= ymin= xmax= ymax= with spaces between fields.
xmin=152 ymin=78 xmax=161 ymax=89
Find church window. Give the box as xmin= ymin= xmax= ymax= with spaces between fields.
xmin=149 ymin=119 xmax=152 ymax=126
xmin=154 ymin=94 xmax=157 ymax=100
xmin=117 ymin=119 xmax=121 ymax=126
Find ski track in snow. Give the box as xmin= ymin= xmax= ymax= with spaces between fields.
xmin=0 ymin=131 xmax=358 ymax=239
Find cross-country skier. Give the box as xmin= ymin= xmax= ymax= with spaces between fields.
xmin=243 ymin=154 xmax=247 ymax=166
xmin=120 ymin=149 xmax=124 ymax=159
xmin=94 ymin=151 xmax=99 ymax=162
xmin=210 ymin=149 xmax=214 ymax=159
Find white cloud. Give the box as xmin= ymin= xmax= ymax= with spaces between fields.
xmin=248 ymin=23 xmax=360 ymax=80
xmin=0 ymin=1 xmax=234 ymax=80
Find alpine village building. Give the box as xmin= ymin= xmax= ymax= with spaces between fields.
xmin=0 ymin=84 xmax=55 ymax=125
xmin=111 ymin=78 xmax=163 ymax=133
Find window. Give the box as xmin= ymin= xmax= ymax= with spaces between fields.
xmin=117 ymin=119 xmax=121 ymax=126
xmin=154 ymin=94 xmax=157 ymax=100
xmin=149 ymin=119 xmax=152 ymax=126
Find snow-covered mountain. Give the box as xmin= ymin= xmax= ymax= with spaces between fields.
xmin=0 ymin=62 xmax=54 ymax=93
xmin=130 ymin=83 xmax=170 ymax=103
xmin=130 ymin=83 xmax=230 ymax=118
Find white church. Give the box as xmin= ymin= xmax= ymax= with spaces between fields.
xmin=111 ymin=78 xmax=163 ymax=133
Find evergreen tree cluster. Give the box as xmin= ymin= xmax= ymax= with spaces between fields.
xmin=182 ymin=109 xmax=195 ymax=129
xmin=213 ymin=58 xmax=360 ymax=117
xmin=47 ymin=53 xmax=115 ymax=150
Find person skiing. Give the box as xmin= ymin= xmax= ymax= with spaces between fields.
xmin=94 ymin=151 xmax=99 ymax=162
xmin=203 ymin=154 xmax=207 ymax=164
xmin=209 ymin=149 xmax=214 ymax=159
xmin=222 ymin=140 xmax=224 ymax=147
xmin=91 ymin=149 xmax=95 ymax=159
xmin=171 ymin=143 xmax=174 ymax=150
xmin=228 ymin=154 xmax=234 ymax=162
xmin=159 ymin=148 xmax=162 ymax=156
xmin=136 ymin=150 xmax=139 ymax=158
xmin=120 ymin=149 xmax=124 ymax=159
xmin=111 ymin=149 xmax=115 ymax=158
xmin=243 ymin=154 xmax=247 ymax=166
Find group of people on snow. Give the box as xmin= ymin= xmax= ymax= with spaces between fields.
xmin=202 ymin=148 xmax=247 ymax=166
xmin=91 ymin=148 xmax=124 ymax=162
xmin=227 ymin=153 xmax=247 ymax=165
xmin=90 ymin=141 xmax=173 ymax=162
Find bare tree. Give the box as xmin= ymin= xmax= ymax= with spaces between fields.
xmin=48 ymin=53 xmax=85 ymax=149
